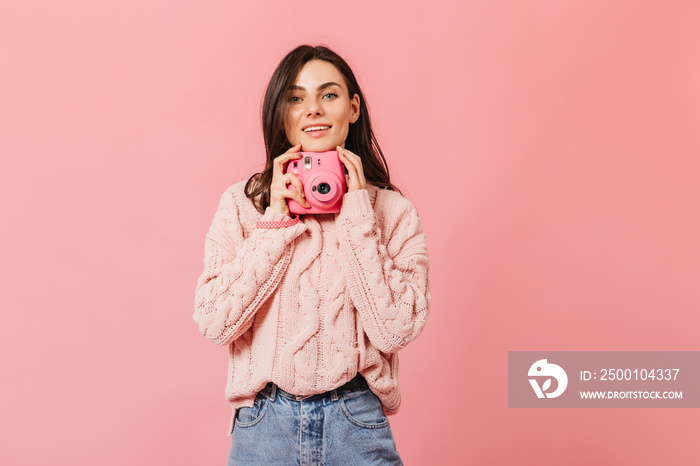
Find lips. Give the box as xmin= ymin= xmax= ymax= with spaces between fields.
xmin=303 ymin=125 xmax=331 ymax=132
xmin=301 ymin=124 xmax=332 ymax=139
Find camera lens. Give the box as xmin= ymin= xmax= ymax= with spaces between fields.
xmin=318 ymin=183 xmax=331 ymax=195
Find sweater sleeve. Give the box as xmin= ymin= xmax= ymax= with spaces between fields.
xmin=336 ymin=188 xmax=431 ymax=354
xmin=193 ymin=187 xmax=307 ymax=346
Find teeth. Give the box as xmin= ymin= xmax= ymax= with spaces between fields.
xmin=303 ymin=126 xmax=330 ymax=132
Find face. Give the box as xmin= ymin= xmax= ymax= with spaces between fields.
xmin=284 ymin=59 xmax=360 ymax=152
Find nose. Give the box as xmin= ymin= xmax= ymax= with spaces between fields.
xmin=305 ymin=99 xmax=323 ymax=116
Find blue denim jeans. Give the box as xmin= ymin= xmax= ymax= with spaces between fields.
xmin=227 ymin=377 xmax=404 ymax=465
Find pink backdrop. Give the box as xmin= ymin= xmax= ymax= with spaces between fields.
xmin=2 ymin=0 xmax=699 ymax=464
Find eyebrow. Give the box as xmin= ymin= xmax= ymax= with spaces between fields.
xmin=289 ymin=82 xmax=343 ymax=92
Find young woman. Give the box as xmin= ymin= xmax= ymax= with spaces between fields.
xmin=193 ymin=45 xmax=431 ymax=465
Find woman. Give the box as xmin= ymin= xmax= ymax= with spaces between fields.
xmin=193 ymin=45 xmax=431 ymax=465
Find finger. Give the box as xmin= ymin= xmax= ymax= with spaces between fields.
xmin=336 ymin=146 xmax=361 ymax=163
xmin=272 ymin=144 xmax=302 ymax=178
xmin=283 ymin=187 xmax=311 ymax=208
xmin=336 ymin=145 xmax=359 ymax=159
xmin=272 ymin=173 xmax=310 ymax=208
xmin=337 ymin=146 xmax=364 ymax=177
xmin=338 ymin=150 xmax=359 ymax=179
xmin=273 ymin=145 xmax=302 ymax=178
xmin=283 ymin=172 xmax=305 ymax=198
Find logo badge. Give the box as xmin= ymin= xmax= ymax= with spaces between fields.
xmin=528 ymin=359 xmax=568 ymax=398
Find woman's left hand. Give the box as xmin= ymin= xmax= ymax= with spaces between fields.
xmin=337 ymin=146 xmax=366 ymax=192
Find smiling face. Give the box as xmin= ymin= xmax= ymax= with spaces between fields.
xmin=284 ymin=59 xmax=360 ymax=152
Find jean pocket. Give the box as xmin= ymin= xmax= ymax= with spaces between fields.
xmin=234 ymin=395 xmax=269 ymax=428
xmin=339 ymin=389 xmax=389 ymax=429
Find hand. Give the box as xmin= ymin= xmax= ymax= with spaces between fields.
xmin=269 ymin=144 xmax=311 ymax=216
xmin=337 ymin=146 xmax=366 ymax=192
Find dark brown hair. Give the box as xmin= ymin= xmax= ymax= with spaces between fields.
xmin=245 ymin=44 xmax=400 ymax=213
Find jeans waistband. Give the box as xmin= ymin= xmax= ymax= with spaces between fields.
xmin=261 ymin=373 xmax=369 ymax=402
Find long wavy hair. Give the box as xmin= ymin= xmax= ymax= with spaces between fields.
xmin=245 ymin=45 xmax=400 ymax=213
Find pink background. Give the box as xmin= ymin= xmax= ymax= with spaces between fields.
xmin=1 ymin=0 xmax=699 ymax=464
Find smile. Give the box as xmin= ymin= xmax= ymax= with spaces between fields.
xmin=303 ymin=125 xmax=331 ymax=132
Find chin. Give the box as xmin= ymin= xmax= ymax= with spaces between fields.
xmin=300 ymin=141 xmax=340 ymax=152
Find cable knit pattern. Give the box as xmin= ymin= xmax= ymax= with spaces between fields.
xmin=193 ymin=180 xmax=431 ymax=435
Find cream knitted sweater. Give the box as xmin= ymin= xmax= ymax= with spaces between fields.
xmin=193 ymin=180 xmax=431 ymax=435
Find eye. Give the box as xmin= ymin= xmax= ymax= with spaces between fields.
xmin=322 ymin=93 xmax=338 ymax=100
xmin=289 ymin=95 xmax=302 ymax=103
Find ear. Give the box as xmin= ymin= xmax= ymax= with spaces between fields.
xmin=349 ymin=94 xmax=360 ymax=124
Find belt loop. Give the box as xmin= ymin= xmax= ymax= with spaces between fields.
xmin=331 ymin=388 xmax=339 ymax=401
xmin=270 ymin=383 xmax=277 ymax=402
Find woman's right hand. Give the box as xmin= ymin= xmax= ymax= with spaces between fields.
xmin=269 ymin=144 xmax=311 ymax=216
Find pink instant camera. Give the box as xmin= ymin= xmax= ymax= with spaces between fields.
xmin=285 ymin=150 xmax=347 ymax=215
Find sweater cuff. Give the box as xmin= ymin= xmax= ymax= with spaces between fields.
xmin=338 ymin=189 xmax=374 ymax=219
xmin=258 ymin=206 xmax=296 ymax=225
xmin=254 ymin=206 xmax=307 ymax=242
